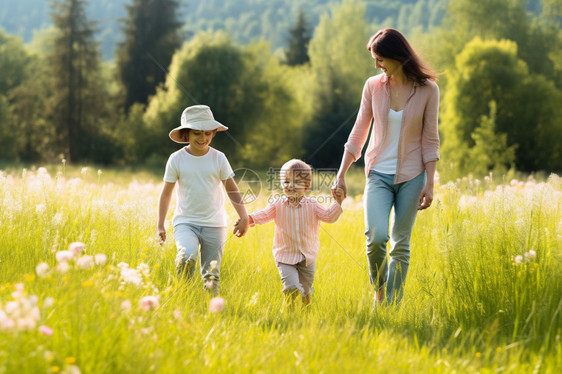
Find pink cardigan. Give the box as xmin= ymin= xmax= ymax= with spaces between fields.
xmin=344 ymin=73 xmax=440 ymax=184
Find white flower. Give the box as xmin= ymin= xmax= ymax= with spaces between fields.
xmin=121 ymin=268 xmax=142 ymax=286
xmin=44 ymin=297 xmax=55 ymax=308
xmin=35 ymin=263 xmax=50 ymax=278
xmin=94 ymin=253 xmax=107 ymax=266
xmin=76 ymin=255 xmax=94 ymax=269
xmin=514 ymin=255 xmax=523 ymax=264
xmin=68 ymin=242 xmax=85 ymax=257
xmin=57 ymin=262 xmax=70 ymax=273
xmin=56 ymin=250 xmax=73 ymax=263
xmin=35 ymin=204 xmax=47 ymax=214
xmin=81 ymin=167 xmax=88 ymax=175
xmin=525 ymin=250 xmax=536 ymax=260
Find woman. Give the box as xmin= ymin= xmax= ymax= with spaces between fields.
xmin=332 ymin=28 xmax=440 ymax=305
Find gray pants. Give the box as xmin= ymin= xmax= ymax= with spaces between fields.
xmin=276 ymin=260 xmax=316 ymax=297
xmin=174 ymin=223 xmax=226 ymax=291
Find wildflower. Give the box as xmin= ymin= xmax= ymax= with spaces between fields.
xmin=76 ymin=256 xmax=94 ymax=269
xmin=36 ymin=204 xmax=47 ymax=214
xmin=514 ymin=255 xmax=523 ymax=264
xmin=57 ymin=262 xmax=70 ymax=273
xmin=65 ymin=357 xmax=76 ymax=364
xmin=39 ymin=325 xmax=54 ymax=336
xmin=36 ymin=263 xmax=50 ymax=278
xmin=80 ymin=167 xmax=88 ymax=175
xmin=209 ymin=297 xmax=225 ymax=313
xmin=525 ymin=250 xmax=536 ymax=260
xmin=94 ymin=253 xmax=107 ymax=266
xmin=68 ymin=242 xmax=85 ymax=257
xmin=56 ymin=251 xmax=73 ymax=263
xmin=97 ymin=169 xmax=102 ymax=176
xmin=121 ymin=267 xmax=142 ymax=286
xmin=121 ymin=300 xmax=132 ymax=313
xmin=44 ymin=297 xmax=55 ymax=308
xmin=139 ymin=295 xmax=160 ymax=311
xmin=475 ymin=352 xmax=481 ymax=358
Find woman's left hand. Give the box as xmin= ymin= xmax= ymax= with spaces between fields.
xmin=418 ymin=184 xmax=434 ymax=210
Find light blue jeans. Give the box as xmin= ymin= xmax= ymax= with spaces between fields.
xmin=173 ymin=223 xmax=226 ymax=291
xmin=364 ymin=170 xmax=426 ymax=304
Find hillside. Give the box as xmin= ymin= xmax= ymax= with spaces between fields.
xmin=0 ymin=0 xmax=448 ymax=60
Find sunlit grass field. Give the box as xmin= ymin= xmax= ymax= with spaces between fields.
xmin=0 ymin=164 xmax=560 ymax=373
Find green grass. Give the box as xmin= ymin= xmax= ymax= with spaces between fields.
xmin=0 ymin=166 xmax=560 ymax=373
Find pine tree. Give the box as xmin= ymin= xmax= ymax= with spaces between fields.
xmin=285 ymin=9 xmax=311 ymax=66
xmin=48 ymin=0 xmax=104 ymax=162
xmin=116 ymin=0 xmax=182 ymax=111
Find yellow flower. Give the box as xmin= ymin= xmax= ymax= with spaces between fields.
xmin=475 ymin=352 xmax=481 ymax=358
xmin=496 ymin=347 xmax=502 ymax=353
xmin=82 ymin=280 xmax=94 ymax=287
xmin=51 ymin=366 xmax=61 ymax=373
xmin=65 ymin=357 xmax=76 ymax=364
xmin=23 ymin=273 xmax=36 ymax=282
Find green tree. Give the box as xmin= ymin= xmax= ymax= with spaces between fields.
xmin=285 ymin=9 xmax=312 ymax=66
xmin=46 ymin=0 xmax=108 ymax=162
xmin=144 ymin=31 xmax=304 ymax=169
xmin=304 ymin=0 xmax=373 ymax=167
xmin=441 ymin=37 xmax=562 ymax=175
xmin=0 ymin=30 xmax=31 ymax=160
xmin=468 ymin=101 xmax=516 ymax=176
xmin=116 ymin=0 xmax=182 ymax=111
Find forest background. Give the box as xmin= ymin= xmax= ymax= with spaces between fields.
xmin=0 ymin=0 xmax=561 ymax=180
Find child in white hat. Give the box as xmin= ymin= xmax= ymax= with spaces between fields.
xmin=157 ymin=105 xmax=249 ymax=294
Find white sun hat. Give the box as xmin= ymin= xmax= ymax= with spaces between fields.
xmin=169 ymin=105 xmax=228 ymax=143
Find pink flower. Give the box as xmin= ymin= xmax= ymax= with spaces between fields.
xmin=209 ymin=297 xmax=225 ymax=313
xmin=39 ymin=325 xmax=53 ymax=336
xmin=68 ymin=242 xmax=85 ymax=257
xmin=76 ymin=256 xmax=94 ymax=269
xmin=514 ymin=255 xmax=523 ymax=264
xmin=56 ymin=250 xmax=73 ymax=263
xmin=35 ymin=262 xmax=50 ymax=278
xmin=139 ymin=296 xmax=160 ymax=311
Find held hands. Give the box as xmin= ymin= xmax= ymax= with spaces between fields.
xmin=331 ymin=177 xmax=347 ymax=203
xmin=233 ymin=215 xmax=250 ymax=237
xmin=332 ymin=187 xmax=345 ymax=205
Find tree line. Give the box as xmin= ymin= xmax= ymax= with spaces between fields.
xmin=0 ymin=0 xmax=561 ymax=179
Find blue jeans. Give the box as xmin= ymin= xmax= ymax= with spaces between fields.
xmin=364 ymin=170 xmax=426 ymax=303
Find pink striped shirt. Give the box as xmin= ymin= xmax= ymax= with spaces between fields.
xmin=249 ymin=196 xmax=343 ymax=266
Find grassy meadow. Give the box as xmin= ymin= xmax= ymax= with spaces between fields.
xmin=0 ymin=164 xmax=561 ymax=373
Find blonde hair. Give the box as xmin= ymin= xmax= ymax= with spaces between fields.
xmin=280 ymin=159 xmax=312 ymax=188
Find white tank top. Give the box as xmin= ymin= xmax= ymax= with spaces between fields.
xmin=372 ymin=109 xmax=403 ymax=174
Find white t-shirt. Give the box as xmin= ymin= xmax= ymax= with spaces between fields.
xmin=163 ymin=147 xmax=235 ymax=227
xmin=373 ymin=109 xmax=403 ymax=174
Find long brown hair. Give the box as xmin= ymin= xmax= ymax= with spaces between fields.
xmin=367 ymin=28 xmax=438 ymax=85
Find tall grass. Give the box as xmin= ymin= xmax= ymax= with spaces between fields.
xmin=0 ymin=165 xmax=560 ymax=373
